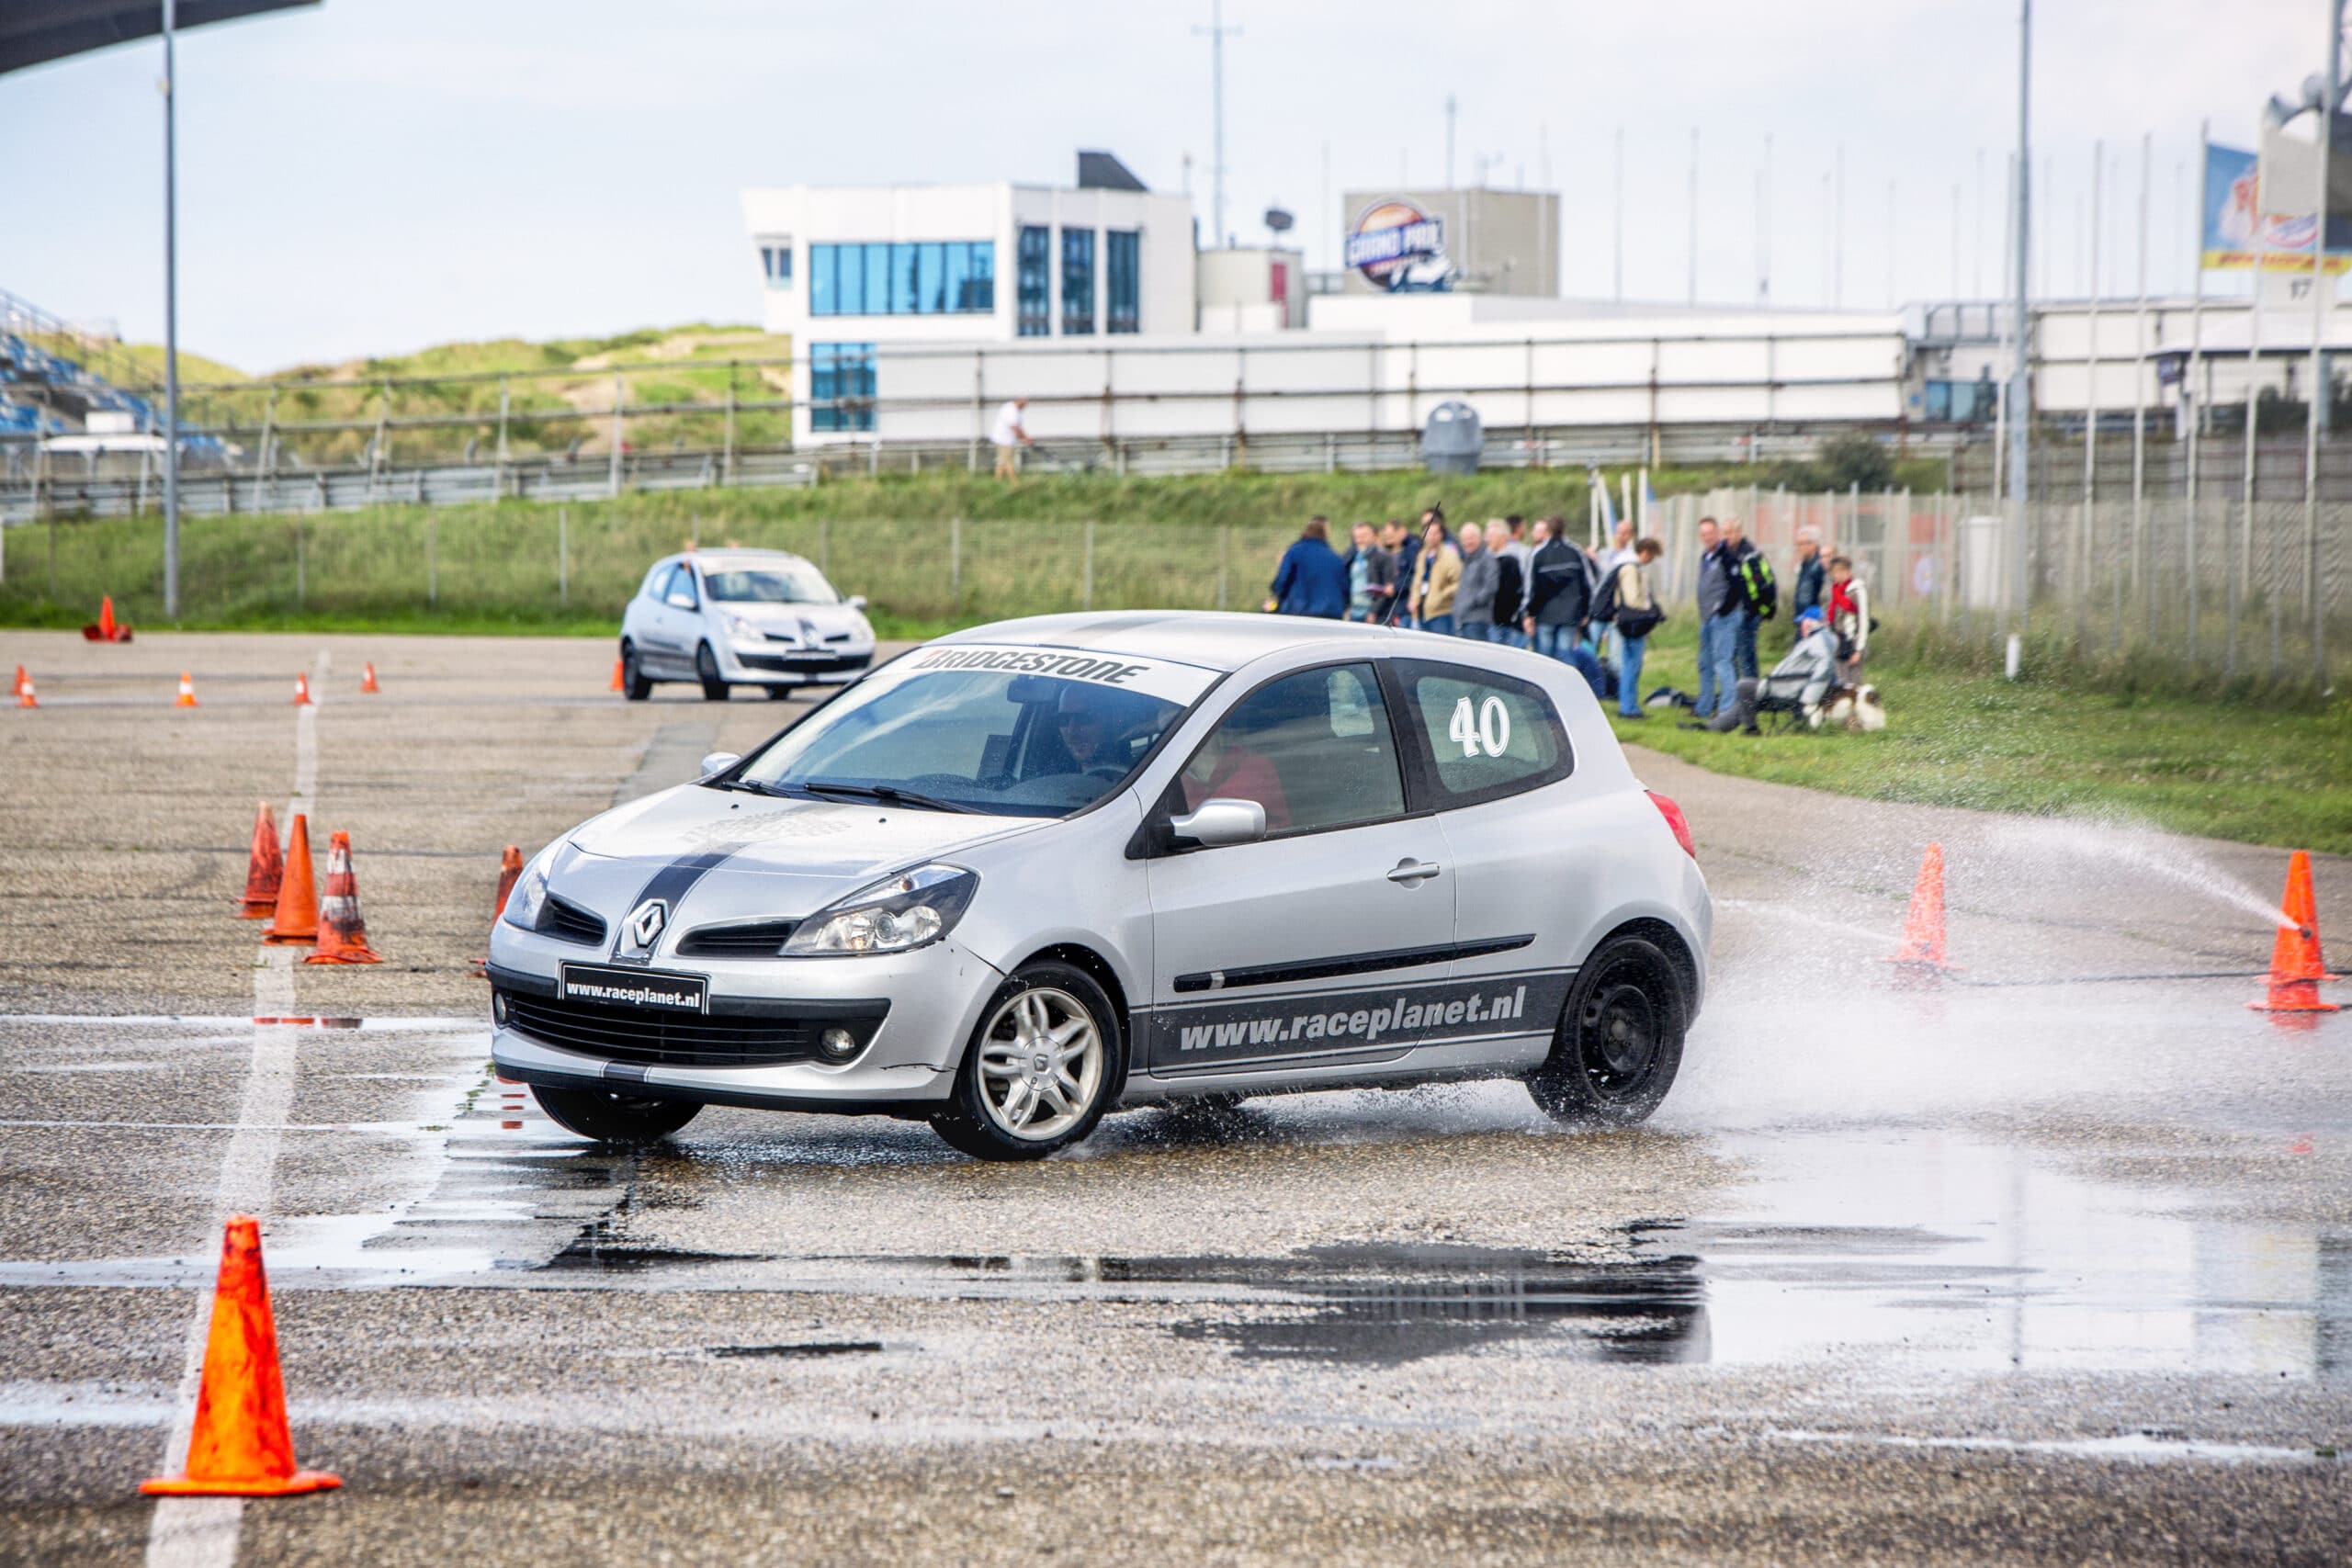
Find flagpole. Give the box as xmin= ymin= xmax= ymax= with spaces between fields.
xmin=2188 ymin=121 xmax=2208 ymax=666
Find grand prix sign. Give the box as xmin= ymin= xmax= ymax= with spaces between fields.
xmin=1345 ymin=198 xmax=1446 ymax=288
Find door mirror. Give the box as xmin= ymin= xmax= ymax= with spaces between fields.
xmin=847 ymin=593 xmax=869 ymax=612
xmin=666 ymin=591 xmax=698 ymax=611
xmin=699 ymin=751 xmax=741 ymax=778
xmin=1169 ymin=797 xmax=1267 ymax=850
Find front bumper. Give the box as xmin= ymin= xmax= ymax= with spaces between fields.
xmin=715 ymin=641 xmax=873 ymax=685
xmin=487 ymin=924 xmax=1002 ymax=1111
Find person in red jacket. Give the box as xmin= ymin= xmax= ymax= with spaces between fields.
xmin=1179 ymin=724 xmax=1290 ymax=832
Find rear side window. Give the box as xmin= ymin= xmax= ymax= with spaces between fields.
xmin=1395 ymin=660 xmax=1571 ymax=808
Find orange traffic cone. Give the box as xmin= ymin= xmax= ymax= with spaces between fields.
xmin=15 ymin=671 xmax=35 ymax=709
xmin=10 ymin=664 xmax=25 ymax=697
xmin=176 ymin=671 xmax=199 ymax=707
xmin=291 ymin=672 xmax=313 ymax=706
xmin=359 ymin=662 xmax=379 ymax=695
xmin=492 ymin=844 xmax=525 ymax=920
xmin=304 ymin=831 xmax=382 ymax=964
xmin=140 ymin=1216 xmax=342 ymax=1497
xmin=476 ymin=845 xmax=526 ymax=978
xmin=609 ymin=658 xmax=626 ymax=693
xmin=261 ymin=814 xmax=319 ymax=946
xmin=1883 ymin=841 xmax=1957 ymax=971
xmin=82 ymin=594 xmax=133 ymax=643
xmin=2250 ymin=851 xmax=2341 ymax=1014
xmin=239 ymin=802 xmax=283 ymax=919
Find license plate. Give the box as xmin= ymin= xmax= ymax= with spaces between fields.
xmin=558 ymin=963 xmax=708 ymax=1014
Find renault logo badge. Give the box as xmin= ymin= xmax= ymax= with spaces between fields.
xmin=624 ymin=898 xmax=669 ymax=952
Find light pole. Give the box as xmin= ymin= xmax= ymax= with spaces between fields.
xmin=2007 ymin=0 xmax=2033 ymax=636
xmin=161 ymin=0 xmax=180 ymax=619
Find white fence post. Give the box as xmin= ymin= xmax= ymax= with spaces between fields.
xmin=559 ymin=505 xmax=569 ymax=607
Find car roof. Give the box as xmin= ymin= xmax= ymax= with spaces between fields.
xmin=936 ymin=611 xmax=1409 ymax=673
xmin=673 ymin=548 xmax=818 ymax=573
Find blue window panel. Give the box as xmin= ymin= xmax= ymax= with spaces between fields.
xmin=838 ymin=244 xmax=865 ymax=315
xmin=1017 ymin=226 xmax=1051 ymax=336
xmin=1106 ymin=230 xmax=1139 ymax=333
xmin=809 ymin=245 xmax=835 ymax=315
xmin=810 ymin=343 xmax=876 ymax=433
xmin=888 ymin=243 xmax=916 ymax=315
xmin=864 ymin=246 xmax=889 ymax=319
xmin=967 ymin=241 xmax=996 ymax=311
xmin=761 ymin=244 xmax=794 ymax=290
xmin=918 ymin=243 xmax=945 ymax=314
xmin=1061 ymin=228 xmax=1095 ymax=335
xmin=944 ymin=243 xmax=971 ymax=315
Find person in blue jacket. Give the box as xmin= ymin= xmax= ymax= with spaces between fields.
xmin=1267 ymin=516 xmax=1349 ymax=619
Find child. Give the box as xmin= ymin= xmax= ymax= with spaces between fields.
xmin=1826 ymin=554 xmax=1871 ymax=688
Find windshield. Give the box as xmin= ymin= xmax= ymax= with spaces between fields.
xmin=700 ymin=564 xmax=837 ymax=604
xmin=736 ymin=646 xmax=1216 ymax=818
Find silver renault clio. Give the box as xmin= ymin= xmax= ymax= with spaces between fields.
xmin=490 ymin=612 xmax=1711 ymax=1160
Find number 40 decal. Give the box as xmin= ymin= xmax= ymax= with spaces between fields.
xmin=1446 ymin=694 xmax=1511 ymax=758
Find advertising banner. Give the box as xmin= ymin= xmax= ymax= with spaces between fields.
xmin=2202 ymin=141 xmax=2352 ymax=274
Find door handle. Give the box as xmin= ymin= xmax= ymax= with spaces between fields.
xmin=1386 ymin=859 xmax=1442 ymax=885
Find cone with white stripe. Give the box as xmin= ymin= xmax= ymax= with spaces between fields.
xmin=303 ymin=830 xmax=381 ymax=964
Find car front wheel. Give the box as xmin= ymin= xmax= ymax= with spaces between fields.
xmin=695 ymin=642 xmax=729 ymax=702
xmin=1525 ymin=933 xmax=1687 ymax=1128
xmin=620 ymin=642 xmax=653 ymax=701
xmin=931 ymin=961 xmax=1122 ymax=1161
xmin=531 ymin=1083 xmax=701 ymax=1144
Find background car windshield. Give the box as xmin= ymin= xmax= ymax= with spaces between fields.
xmin=741 ymin=670 xmax=1183 ymax=817
xmin=700 ymin=565 xmax=836 ymax=604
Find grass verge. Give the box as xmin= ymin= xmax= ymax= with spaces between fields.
xmin=1610 ymin=618 xmax=2352 ymax=853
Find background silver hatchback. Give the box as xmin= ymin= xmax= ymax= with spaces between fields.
xmin=617 ymin=547 xmax=876 ymax=700
xmin=491 ymin=612 xmax=1712 ymax=1160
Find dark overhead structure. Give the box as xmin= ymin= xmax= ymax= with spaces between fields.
xmin=0 ymin=1 xmax=316 ymax=76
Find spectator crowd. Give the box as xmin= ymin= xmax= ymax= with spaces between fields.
xmin=1267 ymin=502 xmax=1874 ymax=732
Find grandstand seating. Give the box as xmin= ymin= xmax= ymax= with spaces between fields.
xmin=0 ymin=287 xmax=221 ymax=452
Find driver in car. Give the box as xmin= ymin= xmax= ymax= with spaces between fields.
xmin=1178 ymin=721 xmax=1290 ymax=831
xmin=1053 ymin=682 xmax=1155 ymax=779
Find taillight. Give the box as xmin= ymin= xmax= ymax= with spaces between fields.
xmin=1646 ymin=790 xmax=1696 ymax=860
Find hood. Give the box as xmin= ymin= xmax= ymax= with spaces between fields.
xmin=552 ymin=784 xmax=1046 ymax=923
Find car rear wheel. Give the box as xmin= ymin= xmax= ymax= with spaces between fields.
xmin=695 ymin=642 xmax=729 ymax=702
xmin=620 ymin=642 xmax=653 ymax=701
xmin=931 ymin=961 xmax=1122 ymax=1161
xmin=530 ymin=1083 xmax=701 ymax=1144
xmin=1525 ymin=934 xmax=1687 ymax=1128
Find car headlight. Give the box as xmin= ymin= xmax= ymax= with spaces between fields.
xmin=500 ymin=846 xmax=560 ymax=931
xmin=783 ymin=863 xmax=978 ymax=956
xmin=728 ymin=615 xmax=761 ymax=640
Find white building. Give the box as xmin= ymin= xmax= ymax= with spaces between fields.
xmin=740 ymin=151 xmax=1193 ymax=444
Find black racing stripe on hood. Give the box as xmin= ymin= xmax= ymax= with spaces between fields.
xmin=607 ymin=847 xmax=741 ymax=965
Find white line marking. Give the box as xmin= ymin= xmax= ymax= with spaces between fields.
xmin=147 ymin=649 xmax=327 ymax=1568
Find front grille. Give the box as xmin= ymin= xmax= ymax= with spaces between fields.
xmin=540 ymin=896 xmax=606 ymax=946
xmin=500 ymin=992 xmax=882 ymax=1068
xmin=675 ymin=919 xmax=800 ymax=958
xmin=734 ymin=651 xmax=871 ymax=674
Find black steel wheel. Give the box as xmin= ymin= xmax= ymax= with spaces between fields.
xmin=1526 ymin=934 xmax=1687 ymax=1127
xmin=695 ymin=642 xmax=729 ymax=702
xmin=620 ymin=641 xmax=653 ymax=701
xmin=531 ymin=1083 xmax=701 ymax=1144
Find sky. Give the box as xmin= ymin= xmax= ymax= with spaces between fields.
xmin=0 ymin=0 xmax=2325 ymax=373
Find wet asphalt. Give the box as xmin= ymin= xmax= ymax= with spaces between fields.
xmin=0 ymin=629 xmax=2347 ymax=1565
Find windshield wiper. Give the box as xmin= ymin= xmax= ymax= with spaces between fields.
xmin=797 ymin=781 xmax=975 ymax=814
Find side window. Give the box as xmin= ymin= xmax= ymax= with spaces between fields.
xmin=1178 ymin=663 xmax=1405 ymax=837
xmin=641 ymin=564 xmax=673 ymax=602
xmin=1397 ymin=660 xmax=1571 ymax=808
xmin=666 ymin=566 xmax=698 ymax=608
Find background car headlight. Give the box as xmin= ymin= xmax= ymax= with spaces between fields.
xmin=500 ymin=847 xmax=559 ymax=931
xmin=783 ymin=864 xmax=978 ymax=956
xmin=728 ymin=615 xmax=761 ymax=641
